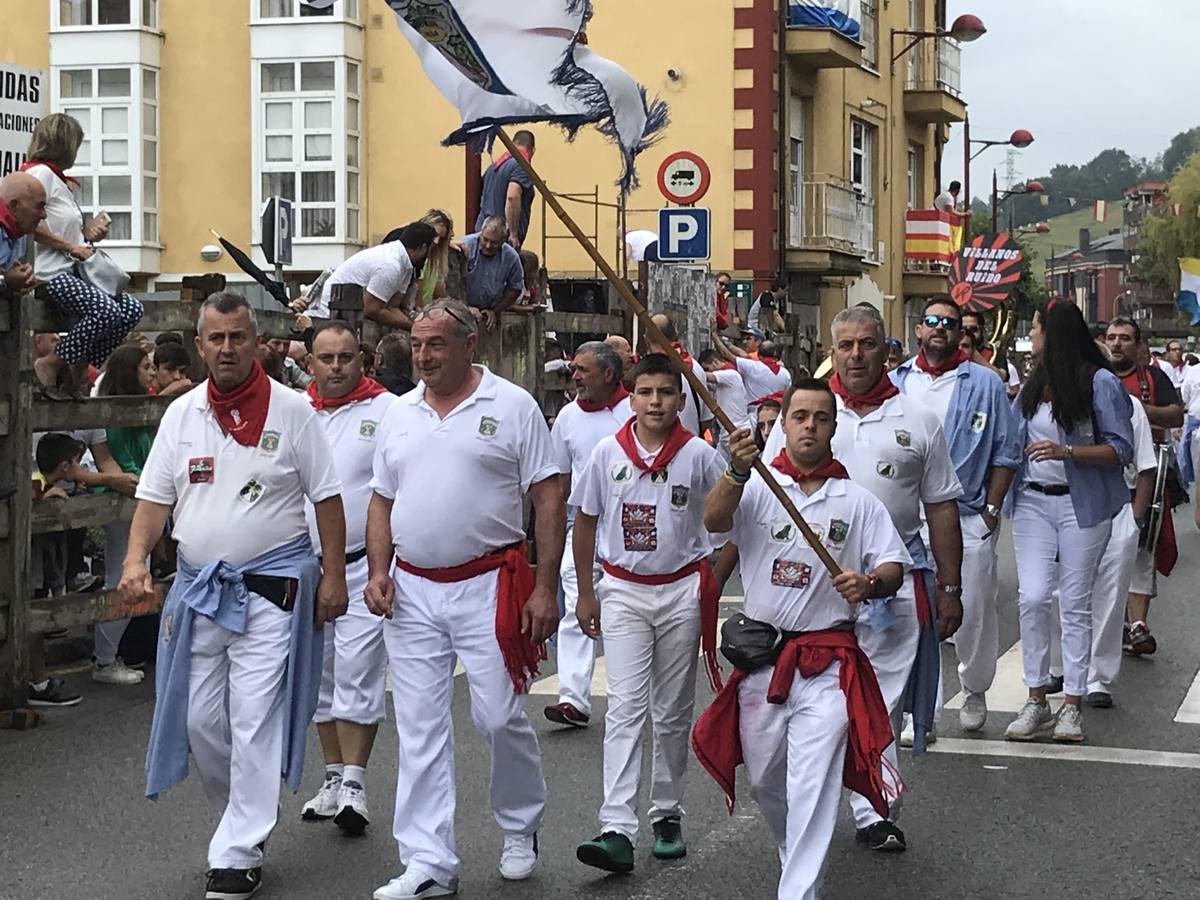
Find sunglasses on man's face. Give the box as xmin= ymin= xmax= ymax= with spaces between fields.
xmin=962 ymin=324 xmax=981 ymax=335
xmin=922 ymin=314 xmax=960 ymax=330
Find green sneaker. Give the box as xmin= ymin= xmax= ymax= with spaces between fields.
xmin=576 ymin=832 xmax=634 ymax=873
xmin=651 ymin=817 xmax=686 ymax=860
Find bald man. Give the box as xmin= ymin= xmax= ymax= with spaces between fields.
xmin=604 ymin=334 xmax=635 ymax=389
xmin=0 ymin=172 xmax=47 ymax=291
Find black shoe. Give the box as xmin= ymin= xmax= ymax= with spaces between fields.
xmin=1046 ymin=675 xmax=1064 ymax=695
xmin=205 ymin=867 xmax=262 ymax=899
xmin=652 ymin=816 xmax=686 ymax=859
xmin=1086 ymin=691 xmax=1113 ymax=709
xmin=855 ymin=820 xmax=907 ymax=852
xmin=28 ymin=677 xmax=81 ymax=707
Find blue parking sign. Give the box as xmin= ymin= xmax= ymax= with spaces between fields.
xmin=657 ymin=207 xmax=710 ymax=261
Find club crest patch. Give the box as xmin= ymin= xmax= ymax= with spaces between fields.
xmin=611 ymin=462 xmax=634 ymax=483
xmin=769 ymin=521 xmax=795 ymax=543
xmin=670 ymin=485 xmax=689 ymax=508
xmin=478 ymin=416 xmax=499 ymax=438
xmin=359 ymin=419 xmax=377 ymax=440
xmin=894 ymin=429 xmax=911 ymax=448
xmin=771 ymin=559 xmax=812 ymax=588
xmin=828 ymin=518 xmax=850 ymax=545
xmin=621 ymin=503 xmax=657 ymax=551
xmin=188 ymin=457 xmax=214 ymax=484
xmin=237 ymin=478 xmax=266 ymax=506
xmin=259 ymin=431 xmax=280 ymax=453
xmin=969 ymin=411 xmax=987 ymax=433
xmin=876 ymin=461 xmax=895 ymax=480
xmin=650 ymin=469 xmax=669 ymax=485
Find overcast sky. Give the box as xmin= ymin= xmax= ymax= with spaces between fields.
xmin=943 ymin=0 xmax=1196 ymax=195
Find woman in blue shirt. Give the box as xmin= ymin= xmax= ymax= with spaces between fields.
xmin=1005 ymin=301 xmax=1133 ymax=744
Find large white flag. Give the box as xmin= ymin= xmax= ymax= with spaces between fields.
xmin=303 ymin=0 xmax=667 ymax=190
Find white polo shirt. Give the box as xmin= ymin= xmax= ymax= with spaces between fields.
xmin=570 ymin=431 xmax=723 ymax=575
xmin=735 ymin=356 xmax=790 ymax=401
xmin=370 ymin=365 xmax=559 ymax=568
xmin=308 ymin=242 xmax=414 ymax=319
xmin=725 ymin=472 xmax=911 ymax=633
xmin=897 ymin=367 xmax=957 ymax=426
xmin=1125 ymin=398 xmax=1157 ymax=490
xmin=136 ymin=379 xmax=342 ymax=567
xmin=708 ymin=368 xmax=752 ymax=434
xmin=305 ymin=390 xmax=398 ymax=553
xmin=550 ymin=396 xmax=633 ymax=491
xmin=764 ymin=393 xmax=961 ymax=543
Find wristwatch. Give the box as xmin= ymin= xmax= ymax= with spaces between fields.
xmin=937 ymin=582 xmax=963 ymax=595
xmin=866 ymin=573 xmax=880 ymax=599
xmin=983 ymin=503 xmax=1001 ymax=519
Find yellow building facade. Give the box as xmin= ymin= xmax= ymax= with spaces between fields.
xmin=4 ymin=0 xmax=966 ymax=338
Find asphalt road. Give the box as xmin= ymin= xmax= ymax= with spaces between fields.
xmin=6 ymin=524 xmax=1200 ymax=900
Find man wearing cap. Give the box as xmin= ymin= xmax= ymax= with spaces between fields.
xmin=710 ymin=322 xmax=791 ymax=409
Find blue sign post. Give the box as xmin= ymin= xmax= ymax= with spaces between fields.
xmin=657 ymin=207 xmax=710 ymax=262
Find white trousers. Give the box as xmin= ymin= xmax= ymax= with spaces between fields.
xmin=1050 ymin=504 xmax=1138 ymax=694
xmin=740 ymin=664 xmax=848 ymax=900
xmin=97 ymin=521 xmax=133 ymax=665
xmin=955 ymin=512 xmax=1000 ymax=695
xmin=598 ymin=573 xmax=700 ymax=839
xmin=556 ymin=522 xmax=602 ymax=714
xmin=385 ymin=566 xmax=545 ymax=885
xmin=848 ymin=595 xmax=918 ymax=828
xmin=187 ymin=594 xmax=293 ymax=868
xmin=314 ymin=557 xmax=386 ymax=724
xmin=1012 ymin=490 xmax=1112 ymax=697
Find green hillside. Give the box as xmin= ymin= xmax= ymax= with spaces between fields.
xmin=1017 ymin=205 xmax=1125 ymax=281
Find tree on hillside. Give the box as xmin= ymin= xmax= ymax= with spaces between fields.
xmin=1163 ymin=127 xmax=1200 ymax=179
xmin=1135 ymin=149 xmax=1200 ymax=290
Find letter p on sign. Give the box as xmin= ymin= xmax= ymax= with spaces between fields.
xmin=657 ymin=207 xmax=710 ymax=262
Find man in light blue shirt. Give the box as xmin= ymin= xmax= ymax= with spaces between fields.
xmin=0 ymin=172 xmax=45 ymax=290
xmin=462 ymin=216 xmax=524 ymax=331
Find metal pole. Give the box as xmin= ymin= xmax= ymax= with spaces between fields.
xmin=494 ymin=128 xmax=841 ymax=576
xmin=990 ymin=168 xmax=998 ymax=233
xmin=962 ymin=111 xmax=971 ymax=241
xmin=465 ymin=146 xmax=482 ymax=236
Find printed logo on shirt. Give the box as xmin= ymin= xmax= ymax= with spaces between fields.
xmin=259 ymin=431 xmax=280 ymax=453
xmin=359 ymin=419 xmax=377 ymax=440
xmin=621 ymin=502 xmax=657 ymax=551
xmin=969 ymin=411 xmax=988 ymax=433
xmin=895 ymin=429 xmax=912 ymax=448
xmin=670 ymin=484 xmax=689 ymax=508
xmin=828 ymin=518 xmax=850 ymax=545
xmin=611 ymin=462 xmax=634 ymax=483
xmin=650 ymin=469 xmax=669 ymax=485
xmin=771 ymin=559 xmax=812 ymax=588
xmin=237 ymin=478 xmax=266 ymax=506
xmin=876 ymin=461 xmax=895 ymax=479
xmin=478 ymin=415 xmax=499 ymax=438
xmin=769 ymin=521 xmax=794 ymax=543
xmin=162 ymin=612 xmax=173 ymax=643
xmin=187 ymin=457 xmax=214 ymax=484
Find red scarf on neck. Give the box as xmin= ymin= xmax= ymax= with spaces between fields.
xmin=914 ymin=348 xmax=968 ymax=378
xmin=829 ymin=372 xmax=898 ymax=413
xmin=577 ymin=383 xmax=629 ymax=414
xmin=715 ymin=289 xmax=729 ymax=330
xmin=492 ymin=146 xmax=531 ymax=171
xmin=306 ymin=375 xmax=388 ymax=411
xmin=770 ymin=450 xmax=849 ymax=482
xmin=671 ymin=341 xmax=693 ymax=367
xmin=751 ymin=390 xmax=785 ymax=408
xmin=614 ymin=416 xmax=693 ymax=477
xmin=0 ymin=199 xmax=18 ymax=238
xmin=19 ymin=158 xmax=79 ymax=189
xmin=758 ymin=356 xmax=781 ymax=374
xmin=207 ymin=360 xmax=272 ymax=447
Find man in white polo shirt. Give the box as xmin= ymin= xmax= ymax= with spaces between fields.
xmin=365 ymin=299 xmax=564 ymax=900
xmin=710 ymin=322 xmax=791 ymax=406
xmin=698 ymin=347 xmax=752 ymax=462
xmin=298 ymin=321 xmax=397 ymax=837
xmin=123 ymin=292 xmax=348 ymax=900
xmin=543 ymin=340 xmax=632 ymax=729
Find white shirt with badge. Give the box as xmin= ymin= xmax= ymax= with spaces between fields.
xmin=370 ymin=365 xmax=560 ymax=569
xmin=570 ymin=431 xmax=723 ymax=575
xmin=305 ymin=390 xmax=398 ymax=553
xmin=550 ymin=396 xmax=634 ymax=491
xmin=136 ymin=379 xmax=342 ymax=568
xmin=734 ymin=357 xmax=791 ymax=403
xmin=727 ymin=471 xmax=912 ymax=633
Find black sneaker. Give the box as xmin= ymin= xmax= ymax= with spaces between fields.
xmin=28 ymin=677 xmax=81 ymax=707
xmin=205 ymin=867 xmax=262 ymax=899
xmin=652 ymin=816 xmax=686 ymax=859
xmin=855 ymin=820 xmax=907 ymax=852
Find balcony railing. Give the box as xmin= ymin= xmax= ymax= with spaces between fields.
xmin=793 ymin=175 xmax=875 ymax=259
xmin=906 ymin=36 xmax=961 ymax=96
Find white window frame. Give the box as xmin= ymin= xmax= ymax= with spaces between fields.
xmin=251 ymin=0 xmax=359 ymax=24
xmin=906 ymin=145 xmax=918 ymax=210
xmin=52 ymin=0 xmax=159 ymax=31
xmin=860 ymin=0 xmax=879 ymax=71
xmin=850 ymin=118 xmax=877 ymax=260
xmin=787 ymin=95 xmax=805 ymax=248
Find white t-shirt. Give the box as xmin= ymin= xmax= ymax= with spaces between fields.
xmin=933 ymin=190 xmax=956 ymax=213
xmin=734 ymin=357 xmax=790 ymax=403
xmin=625 ymin=229 xmax=658 ymax=262
xmin=550 ymin=396 xmax=633 ymax=490
xmin=899 ymin=367 xmax=957 ymax=426
xmin=1024 ymin=402 xmax=1067 ymax=486
xmin=136 ymin=379 xmax=342 ymax=567
xmin=1125 ymin=399 xmax=1157 ymax=490
xmin=26 ymin=163 xmax=83 ymax=279
xmin=570 ymin=431 xmax=723 ymax=574
xmin=304 ymin=390 xmax=397 ymax=553
xmin=725 ymin=471 xmax=912 ymax=633
xmin=1159 ymin=358 xmax=1187 ymax=390
xmin=33 ymin=428 xmax=106 ymax=477
xmin=370 ymin=366 xmax=559 ymax=568
xmin=1006 ymin=361 xmax=1021 ymax=390
xmin=1183 ymin=364 xmax=1200 ymax=419
xmin=708 ymin=368 xmax=752 ymax=434
xmin=309 ymin=242 xmax=415 ymax=318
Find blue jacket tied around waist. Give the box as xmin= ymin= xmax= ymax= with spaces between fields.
xmin=145 ymin=535 xmax=323 ymax=799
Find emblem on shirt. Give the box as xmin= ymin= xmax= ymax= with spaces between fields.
xmin=359 ymin=419 xmax=377 ymax=440
xmin=771 ymin=559 xmax=812 ymax=588
xmin=187 ymin=457 xmax=214 ymax=484
xmin=611 ymin=462 xmax=634 ymax=483
xmin=621 ymin=503 xmax=657 ymax=551
xmin=876 ymin=461 xmax=895 ymax=479
xmin=828 ymin=518 xmax=850 ymax=545
xmin=259 ymin=431 xmax=280 ymax=453
xmin=237 ymin=478 xmax=266 ymax=506
xmin=670 ymin=485 xmax=689 ymax=508
xmin=650 ymin=469 xmax=669 ymax=485
xmin=478 ymin=415 xmax=499 ymax=438
xmin=969 ymin=411 xmax=987 ymax=433
xmin=769 ymin=521 xmax=795 ymax=543
xmin=895 ymin=429 xmax=912 ymax=448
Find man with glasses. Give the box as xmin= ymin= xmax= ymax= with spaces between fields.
xmin=892 ymin=299 xmax=1020 ymax=737
xmin=1158 ymin=338 xmax=1188 ymax=390
xmin=961 ymin=310 xmax=1020 ymax=397
xmin=714 ymin=272 xmax=732 ymax=332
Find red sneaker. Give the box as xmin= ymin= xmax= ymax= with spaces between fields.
xmin=543 ymin=702 xmax=590 ymax=728
xmin=1123 ymin=621 xmax=1157 ymax=656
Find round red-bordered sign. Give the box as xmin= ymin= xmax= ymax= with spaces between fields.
xmin=657 ymin=151 xmax=711 ymax=205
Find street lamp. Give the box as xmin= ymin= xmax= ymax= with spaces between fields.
xmin=890 ymin=13 xmax=986 ymax=72
xmin=1015 ymin=222 xmax=1051 ymax=236
xmin=992 ymin=175 xmax=1045 ymax=232
xmin=962 ymin=117 xmax=1035 ymax=239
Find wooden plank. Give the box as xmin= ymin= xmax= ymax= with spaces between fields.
xmin=544 ymin=311 xmax=623 ymax=335
xmin=31 ymin=394 xmax=175 ymax=432
xmin=0 ymin=397 xmax=9 ymax=437
xmin=31 ymin=492 xmax=135 ymax=534
xmin=31 ymin=294 xmax=301 ymax=338
xmin=28 ymin=580 xmax=168 ymax=634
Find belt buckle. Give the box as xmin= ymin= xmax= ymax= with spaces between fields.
xmin=280 ymin=579 xmax=297 ymax=612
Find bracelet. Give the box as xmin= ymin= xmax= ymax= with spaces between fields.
xmin=722 ymin=470 xmax=748 ymax=488
xmin=937 ymin=583 xmax=962 ymax=594
xmin=1064 ymin=444 xmax=1074 ymax=460
xmin=724 ymin=466 xmax=751 ymax=484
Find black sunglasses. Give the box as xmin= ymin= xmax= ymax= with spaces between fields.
xmin=922 ymin=314 xmax=960 ymax=330
xmin=414 ymin=305 xmax=472 ymax=331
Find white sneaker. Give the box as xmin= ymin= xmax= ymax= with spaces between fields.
xmin=300 ymin=773 xmax=341 ymax=821
xmin=898 ymin=714 xmax=936 ymax=748
xmin=499 ymin=832 xmax=538 ymax=881
xmin=91 ymin=659 xmax=144 ymax=685
xmin=373 ymin=869 xmax=456 ymax=899
xmin=333 ymin=779 xmax=369 ymax=835
xmin=1004 ymin=699 xmax=1054 ymax=741
xmin=1052 ymin=704 xmax=1085 ymax=743
xmin=959 ymin=692 xmax=987 ymax=732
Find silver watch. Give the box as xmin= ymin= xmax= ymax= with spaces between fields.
xmin=983 ymin=503 xmax=1001 ymax=518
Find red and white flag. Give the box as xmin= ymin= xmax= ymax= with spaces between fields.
xmin=1094 ymin=199 xmax=1108 ymax=222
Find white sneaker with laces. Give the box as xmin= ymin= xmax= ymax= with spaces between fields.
xmin=1052 ymin=703 xmax=1085 ymax=743
xmin=373 ymin=869 xmax=456 ymax=899
xmin=1004 ymin=698 xmax=1054 ymax=741
xmin=959 ymin=692 xmax=987 ymax=732
xmin=301 ymin=774 xmax=341 ymax=821
xmin=334 ymin=779 xmax=369 ymax=834
xmin=899 ymin=714 xmax=936 ymax=748
xmin=499 ymin=832 xmax=538 ymax=881
xmin=91 ymin=659 xmax=144 ymax=685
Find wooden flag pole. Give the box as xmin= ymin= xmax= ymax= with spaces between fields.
xmin=495 ymin=128 xmax=841 ymax=577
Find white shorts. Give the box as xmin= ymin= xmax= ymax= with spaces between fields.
xmin=314 ymin=556 xmax=387 ymax=725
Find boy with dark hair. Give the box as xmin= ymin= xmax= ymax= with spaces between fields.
xmin=153 ymin=342 xmax=193 ymax=395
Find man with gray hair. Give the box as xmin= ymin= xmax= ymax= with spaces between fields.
xmin=0 ymin=171 xmax=46 ymax=291
xmin=462 ymin=216 xmax=524 ymax=331
xmin=544 ymin=340 xmax=633 ymax=729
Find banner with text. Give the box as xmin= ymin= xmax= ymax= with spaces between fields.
xmin=949 ymin=232 xmax=1023 ymax=312
xmin=0 ymin=65 xmax=45 ymax=177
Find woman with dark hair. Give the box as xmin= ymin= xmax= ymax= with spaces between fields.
xmin=1004 ymin=302 xmax=1134 ymax=743
xmin=753 ymin=397 xmax=781 ymax=452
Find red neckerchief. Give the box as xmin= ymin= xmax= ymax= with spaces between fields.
xmin=770 ymin=450 xmax=849 ymax=481
xmin=1172 ymin=360 xmax=1186 ymax=370
xmin=614 ymin=416 xmax=693 ymax=477
xmin=980 ymin=345 xmax=995 ymax=363
xmin=19 ymin=158 xmax=79 ymax=189
xmin=758 ymin=356 xmax=781 ymax=374
xmin=914 ymin=348 xmax=968 ymax=378
xmin=829 ymin=372 xmax=899 ymax=413
xmin=750 ymin=390 xmax=785 ymax=408
xmin=576 ymin=383 xmax=629 ymax=414
xmin=715 ymin=289 xmax=729 ymax=330
xmin=492 ymin=146 xmax=531 ymax=171
xmin=0 ymin=198 xmax=18 ymax=238
xmin=671 ymin=341 xmax=693 ymax=367
xmin=306 ymin=375 xmax=388 ymax=412
xmin=207 ymin=359 xmax=272 ymax=448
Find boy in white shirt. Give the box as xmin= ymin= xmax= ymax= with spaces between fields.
xmin=570 ymin=353 xmax=725 ymax=872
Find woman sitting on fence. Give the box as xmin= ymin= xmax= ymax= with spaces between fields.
xmin=22 ymin=113 xmax=143 ymax=396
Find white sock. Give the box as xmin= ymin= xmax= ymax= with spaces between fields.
xmin=343 ymin=764 xmax=366 ymax=788
xmin=325 ymin=763 xmax=344 ymax=782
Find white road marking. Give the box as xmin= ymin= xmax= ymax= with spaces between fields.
xmin=944 ymin=640 xmax=1030 ymax=713
xmin=929 ymin=737 xmax=1200 ymax=770
xmin=1174 ymin=666 xmax=1200 ymax=723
